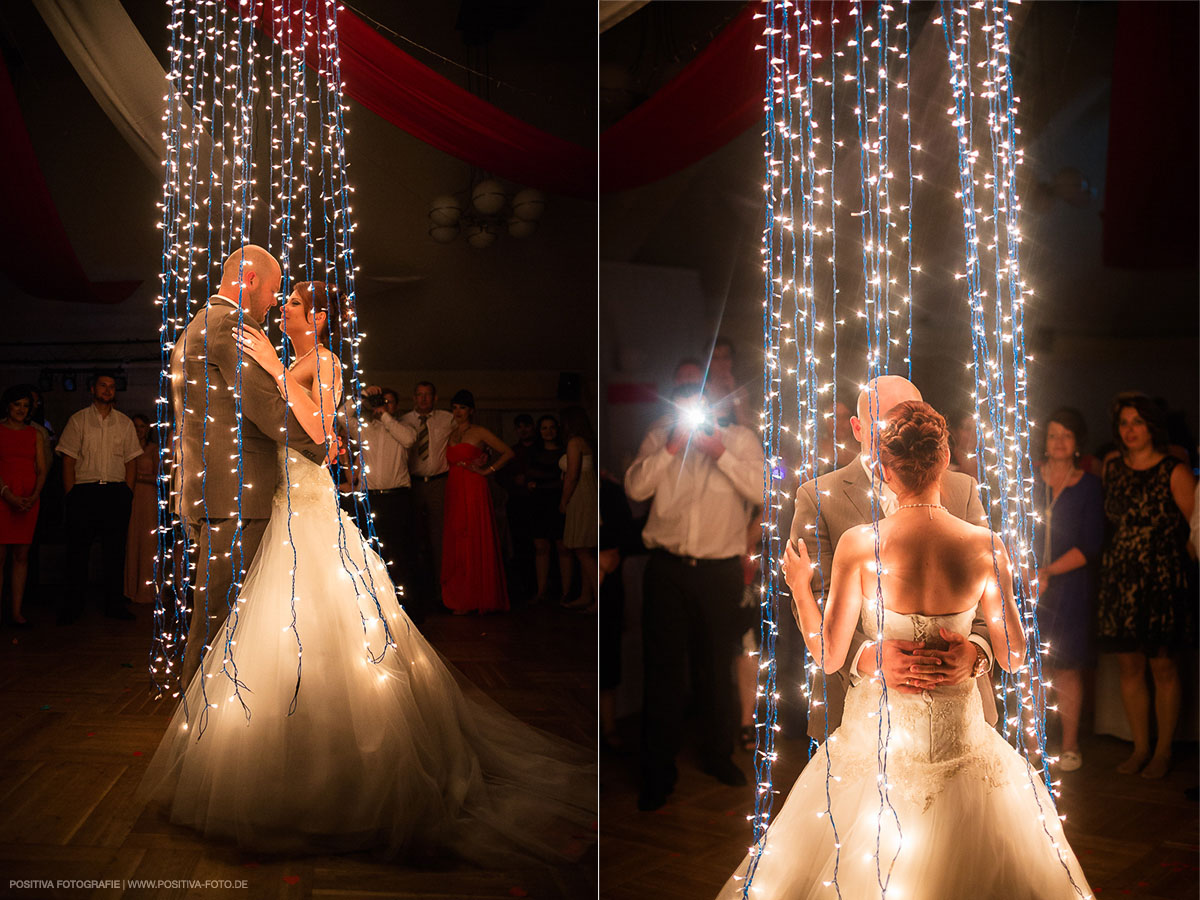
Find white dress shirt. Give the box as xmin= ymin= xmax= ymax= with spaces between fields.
xmin=625 ymin=423 xmax=764 ymax=559
xmin=399 ymin=408 xmax=454 ymax=477
xmin=56 ymin=405 xmax=142 ymax=483
xmin=847 ymin=454 xmax=994 ymax=682
xmin=361 ymin=413 xmax=417 ymax=490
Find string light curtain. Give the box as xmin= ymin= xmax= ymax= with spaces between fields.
xmin=150 ymin=0 xmax=398 ymax=731
xmin=746 ymin=1 xmax=1075 ymax=896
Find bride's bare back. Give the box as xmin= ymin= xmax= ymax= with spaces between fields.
xmin=854 ymin=512 xmax=999 ymax=617
xmin=815 ymin=510 xmax=1025 ymax=675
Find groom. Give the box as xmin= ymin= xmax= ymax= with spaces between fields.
xmin=171 ymin=245 xmax=325 ymax=688
xmin=789 ymin=375 xmax=999 ymax=739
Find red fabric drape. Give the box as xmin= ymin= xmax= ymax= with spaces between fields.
xmin=0 ymin=51 xmax=140 ymax=305
xmin=600 ymin=3 xmax=763 ymax=194
xmin=1102 ymin=1 xmax=1198 ymax=268
xmin=240 ymin=1 xmax=595 ymax=199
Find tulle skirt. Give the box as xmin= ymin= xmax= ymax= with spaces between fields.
xmin=717 ymin=681 xmax=1092 ymax=900
xmin=138 ymin=491 xmax=594 ymax=865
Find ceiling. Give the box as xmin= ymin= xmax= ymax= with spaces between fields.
xmin=0 ymin=0 xmax=597 ymax=374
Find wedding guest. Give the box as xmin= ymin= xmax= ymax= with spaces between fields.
xmin=400 ymin=382 xmax=454 ymax=613
xmin=947 ymin=408 xmax=977 ymax=474
xmin=529 ymin=415 xmax=571 ymax=604
xmin=1034 ymin=407 xmax=1103 ymax=772
xmin=1097 ymin=393 xmax=1196 ymax=779
xmin=441 ymin=390 xmax=513 ymax=614
xmin=14 ymin=385 xmax=54 ymax=609
xmin=600 ymin=471 xmax=641 ymax=752
xmin=625 ymin=381 xmax=765 ymax=810
xmin=503 ymin=414 xmax=538 ymax=601
xmin=0 ymin=386 xmax=47 ymax=626
xmin=56 ymin=373 xmax=142 ymax=624
xmin=559 ymin=406 xmax=598 ymax=613
xmin=123 ymin=414 xmax=159 ymax=606
xmin=736 ymin=516 xmax=762 ymax=750
xmin=360 ymin=384 xmax=420 ymax=620
xmin=707 ymin=337 xmax=748 ymax=426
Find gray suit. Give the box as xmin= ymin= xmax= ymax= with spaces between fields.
xmin=790 ymin=460 xmax=998 ymax=738
xmin=171 ymin=298 xmax=324 ymax=686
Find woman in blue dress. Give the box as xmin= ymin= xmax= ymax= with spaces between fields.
xmin=1034 ymin=407 xmax=1104 ymax=772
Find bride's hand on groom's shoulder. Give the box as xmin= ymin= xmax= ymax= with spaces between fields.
xmin=233 ymin=326 xmax=285 ymax=379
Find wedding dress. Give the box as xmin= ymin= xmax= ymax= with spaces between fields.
xmin=139 ymin=448 xmax=595 ymax=864
xmin=717 ymin=606 xmax=1092 ymax=900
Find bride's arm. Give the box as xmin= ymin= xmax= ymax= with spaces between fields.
xmin=234 ymin=329 xmax=339 ymax=462
xmin=783 ymin=529 xmax=864 ymax=674
xmin=979 ymin=537 xmax=1026 ymax=672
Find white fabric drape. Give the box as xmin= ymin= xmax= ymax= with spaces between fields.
xmin=599 ymin=1 xmax=651 ymax=34
xmin=34 ymin=0 xmax=192 ymax=173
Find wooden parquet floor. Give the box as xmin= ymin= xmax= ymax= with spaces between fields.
xmin=0 ymin=601 xmax=597 ymax=900
xmin=600 ymin=722 xmax=1200 ymax=899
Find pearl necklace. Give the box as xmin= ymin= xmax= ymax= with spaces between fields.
xmin=895 ymin=502 xmax=946 ymax=519
xmin=290 ymin=345 xmax=316 ymax=369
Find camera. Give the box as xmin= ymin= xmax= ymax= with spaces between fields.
xmin=364 ymin=392 xmax=386 ymax=409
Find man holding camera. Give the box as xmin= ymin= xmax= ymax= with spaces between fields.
xmin=624 ymin=380 xmax=764 ymax=810
xmin=359 ymin=385 xmax=422 ymax=621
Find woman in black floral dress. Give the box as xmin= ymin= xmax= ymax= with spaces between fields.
xmin=1097 ymin=395 xmax=1196 ymax=779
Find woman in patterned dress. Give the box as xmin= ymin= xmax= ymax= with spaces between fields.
xmin=1096 ymin=394 xmax=1196 ymax=778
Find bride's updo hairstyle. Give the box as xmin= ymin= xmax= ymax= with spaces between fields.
xmin=878 ymin=400 xmax=949 ymax=493
xmin=293 ymin=281 xmax=350 ymax=351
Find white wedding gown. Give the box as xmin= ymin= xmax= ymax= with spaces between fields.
xmin=139 ymin=450 xmax=595 ymax=864
xmin=717 ymin=607 xmax=1093 ymax=900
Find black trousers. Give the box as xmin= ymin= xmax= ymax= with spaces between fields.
xmin=411 ymin=475 xmax=446 ymax=610
xmin=368 ymin=488 xmax=419 ymax=618
xmin=640 ymin=549 xmax=742 ymax=785
xmin=63 ymin=482 xmax=133 ymax=615
xmin=180 ymin=516 xmax=268 ymax=688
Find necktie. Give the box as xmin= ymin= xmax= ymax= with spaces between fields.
xmin=416 ymin=415 xmax=429 ymax=462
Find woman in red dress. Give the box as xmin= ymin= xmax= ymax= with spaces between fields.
xmin=441 ymin=390 xmax=515 ymax=614
xmin=0 ymin=386 xmax=48 ymax=626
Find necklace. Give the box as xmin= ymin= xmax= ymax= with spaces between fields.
xmin=895 ymin=502 xmax=945 ymax=519
xmin=290 ymin=345 xmax=316 ymax=369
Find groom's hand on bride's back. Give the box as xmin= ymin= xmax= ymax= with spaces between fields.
xmin=909 ymin=627 xmax=976 ymax=687
xmin=868 ymin=639 xmax=934 ymax=694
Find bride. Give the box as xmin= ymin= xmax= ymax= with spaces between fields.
xmin=717 ymin=401 xmax=1092 ymax=900
xmin=138 ymin=281 xmax=594 ymax=865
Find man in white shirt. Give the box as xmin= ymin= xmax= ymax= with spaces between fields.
xmin=400 ymin=382 xmax=454 ymax=611
xmin=56 ymin=373 xmax=144 ymax=624
xmin=625 ymin=381 xmax=765 ymax=810
xmin=789 ymin=375 xmax=996 ymax=742
xmin=359 ymin=385 xmax=421 ymax=621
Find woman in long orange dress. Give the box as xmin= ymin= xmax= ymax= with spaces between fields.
xmin=124 ymin=414 xmax=159 ymax=605
xmin=441 ymin=390 xmax=514 ymax=614
xmin=0 ymin=386 xmax=47 ymax=626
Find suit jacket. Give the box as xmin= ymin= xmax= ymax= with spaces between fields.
xmin=170 ymin=299 xmax=324 ymax=523
xmin=789 ymin=459 xmax=998 ymax=736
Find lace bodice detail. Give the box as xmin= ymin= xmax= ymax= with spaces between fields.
xmin=273 ymin=447 xmax=335 ymax=511
xmin=831 ymin=604 xmax=1007 ymax=810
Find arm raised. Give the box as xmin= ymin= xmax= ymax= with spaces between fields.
xmin=979 ymin=537 xmax=1025 ymax=673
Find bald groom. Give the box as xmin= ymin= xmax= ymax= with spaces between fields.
xmin=789 ymin=375 xmax=998 ymax=739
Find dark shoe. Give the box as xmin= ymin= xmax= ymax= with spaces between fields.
xmin=103 ymin=606 xmax=136 ymax=621
xmin=637 ymin=781 xmax=673 ymax=812
xmin=739 ymin=724 xmax=758 ymax=751
xmin=701 ymin=757 xmax=747 ymax=788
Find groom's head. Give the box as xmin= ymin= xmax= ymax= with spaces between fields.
xmin=852 ymin=375 xmax=922 ymax=460
xmin=219 ymin=245 xmax=282 ymax=324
